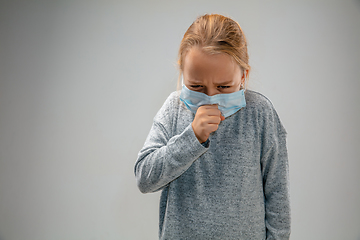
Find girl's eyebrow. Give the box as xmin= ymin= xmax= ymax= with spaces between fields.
xmin=215 ymin=80 xmax=233 ymax=85
xmin=187 ymin=79 xmax=234 ymax=85
xmin=188 ymin=80 xmax=204 ymax=84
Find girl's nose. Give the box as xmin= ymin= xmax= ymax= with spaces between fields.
xmin=206 ymin=87 xmax=218 ymax=96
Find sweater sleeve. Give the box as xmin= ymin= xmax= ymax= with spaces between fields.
xmin=261 ymin=109 xmax=291 ymax=239
xmin=134 ymin=93 xmax=208 ymax=193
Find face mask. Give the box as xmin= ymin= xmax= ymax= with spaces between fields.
xmin=179 ymin=85 xmax=246 ymax=118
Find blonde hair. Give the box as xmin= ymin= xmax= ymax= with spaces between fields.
xmin=178 ymin=14 xmax=250 ymax=88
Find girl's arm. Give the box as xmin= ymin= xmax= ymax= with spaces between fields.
xmin=135 ymin=123 xmax=207 ymax=193
xmin=261 ymin=110 xmax=291 ymax=239
xmin=134 ymin=94 xmax=208 ymax=193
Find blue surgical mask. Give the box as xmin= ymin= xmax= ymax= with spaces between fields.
xmin=179 ymin=85 xmax=246 ymax=118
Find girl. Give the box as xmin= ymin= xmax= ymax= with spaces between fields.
xmin=135 ymin=14 xmax=290 ymax=240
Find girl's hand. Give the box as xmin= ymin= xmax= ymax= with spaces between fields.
xmin=191 ymin=105 xmax=225 ymax=143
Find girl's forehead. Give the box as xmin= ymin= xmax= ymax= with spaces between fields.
xmin=183 ymin=48 xmax=241 ymax=80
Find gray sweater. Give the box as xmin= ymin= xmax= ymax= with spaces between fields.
xmin=135 ymin=90 xmax=290 ymax=240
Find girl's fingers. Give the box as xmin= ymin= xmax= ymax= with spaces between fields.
xmin=192 ymin=105 xmax=224 ymax=143
xmin=199 ymin=105 xmax=222 ymax=116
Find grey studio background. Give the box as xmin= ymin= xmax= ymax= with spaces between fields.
xmin=0 ymin=0 xmax=359 ymax=239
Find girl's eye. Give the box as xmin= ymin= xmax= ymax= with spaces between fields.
xmin=190 ymin=85 xmax=202 ymax=88
xmin=218 ymin=86 xmax=230 ymax=89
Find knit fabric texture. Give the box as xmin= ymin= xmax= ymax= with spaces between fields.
xmin=135 ymin=90 xmax=291 ymax=240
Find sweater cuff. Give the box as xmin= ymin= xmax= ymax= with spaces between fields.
xmin=201 ymin=139 xmax=210 ymax=148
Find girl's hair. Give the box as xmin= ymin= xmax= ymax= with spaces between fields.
xmin=178 ymin=14 xmax=250 ymax=88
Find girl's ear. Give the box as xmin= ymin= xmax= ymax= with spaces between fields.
xmin=241 ymin=69 xmax=249 ymax=90
xmin=241 ymin=69 xmax=247 ymax=83
xmin=244 ymin=69 xmax=249 ymax=80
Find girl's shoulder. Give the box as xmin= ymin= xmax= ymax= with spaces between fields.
xmin=153 ymin=90 xmax=182 ymax=121
xmin=168 ymin=90 xmax=181 ymax=101
xmin=163 ymin=90 xmax=182 ymax=108
xmin=244 ymin=90 xmax=276 ymax=111
xmin=244 ymin=90 xmax=286 ymax=134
